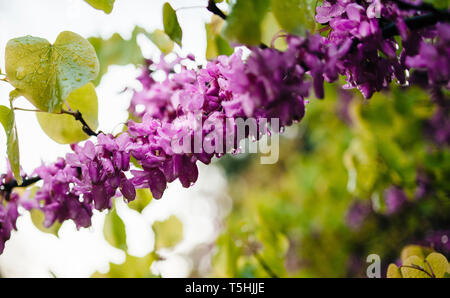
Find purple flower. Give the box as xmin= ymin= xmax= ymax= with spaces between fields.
xmin=384 ymin=186 xmax=407 ymax=215
xmin=0 ymin=198 xmax=19 ymax=254
xmin=346 ymin=201 xmax=372 ymax=229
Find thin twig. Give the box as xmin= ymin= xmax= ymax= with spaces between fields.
xmin=399 ymin=264 xmax=434 ymax=278
xmin=207 ymin=0 xmax=227 ymax=20
xmin=0 ymin=176 xmax=41 ymax=200
xmin=61 ymin=109 xmax=99 ymax=137
xmin=382 ymin=11 xmax=450 ymax=38
xmin=253 ymin=252 xmax=279 ymax=278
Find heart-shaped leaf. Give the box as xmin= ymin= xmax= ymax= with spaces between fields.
xmin=425 ymin=252 xmax=449 ymax=278
xmin=6 ymin=31 xmax=99 ymax=112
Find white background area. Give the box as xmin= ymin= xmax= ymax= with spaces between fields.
xmin=0 ymin=0 xmax=231 ymax=277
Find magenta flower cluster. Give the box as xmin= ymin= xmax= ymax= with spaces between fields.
xmin=0 ymin=0 xmax=449 ymax=254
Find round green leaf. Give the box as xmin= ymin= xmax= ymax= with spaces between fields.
xmin=36 ymin=83 xmax=98 ymax=144
xmin=400 ymin=245 xmax=424 ymax=263
xmin=6 ymin=31 xmax=99 ymax=112
xmin=425 ymin=252 xmax=449 ymax=278
xmin=387 ymin=264 xmax=402 ymax=278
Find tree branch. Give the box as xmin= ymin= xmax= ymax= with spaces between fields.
xmin=382 ymin=11 xmax=450 ymax=38
xmin=0 ymin=176 xmax=41 ymax=200
xmin=61 ymin=109 xmax=99 ymax=137
xmin=390 ymin=0 xmax=442 ymax=14
xmin=207 ymin=0 xmax=227 ymax=20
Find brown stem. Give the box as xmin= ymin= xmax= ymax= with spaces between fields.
xmin=61 ymin=109 xmax=100 ymax=137
xmin=0 ymin=176 xmax=41 ymax=200
xmin=207 ymin=0 xmax=227 ymax=20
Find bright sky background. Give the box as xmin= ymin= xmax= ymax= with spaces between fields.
xmin=0 ymin=0 xmax=231 ymax=277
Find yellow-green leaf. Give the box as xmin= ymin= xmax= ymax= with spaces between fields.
xmin=0 ymin=105 xmax=21 ymax=184
xmin=400 ymin=245 xmax=425 ymax=263
xmin=103 ymin=204 xmax=127 ymax=251
xmin=152 ymin=215 xmax=183 ymax=249
xmin=425 ymin=252 xmax=449 ymax=278
xmin=89 ymin=27 xmax=144 ymax=86
xmin=146 ymin=29 xmax=174 ymax=55
xmin=128 ymin=188 xmax=152 ymax=213
xmin=270 ymin=0 xmax=316 ymax=35
xmin=6 ymin=31 xmax=99 ymax=112
xmin=401 ymin=256 xmax=431 ymax=278
xmin=163 ymin=2 xmax=183 ymax=47
xmin=387 ymin=264 xmax=402 ymax=278
xmin=222 ymin=0 xmax=270 ymax=45
xmin=30 ymin=209 xmax=61 ymax=237
xmin=206 ymin=16 xmax=233 ymax=60
xmin=36 ymin=83 xmax=98 ymax=144
xmin=84 ymin=0 xmax=115 ymax=14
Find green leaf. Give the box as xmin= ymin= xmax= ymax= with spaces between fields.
xmin=146 ymin=29 xmax=175 ymax=55
xmin=103 ymin=203 xmax=127 ymax=251
xmin=425 ymin=252 xmax=449 ymax=278
xmin=387 ymin=264 xmax=402 ymax=278
xmin=401 ymin=256 xmax=431 ymax=278
xmin=30 ymin=209 xmax=61 ymax=237
xmin=400 ymin=245 xmax=425 ymax=263
xmin=163 ymin=2 xmax=183 ymax=47
xmin=222 ymin=0 xmax=270 ymax=45
xmin=84 ymin=0 xmax=115 ymax=14
xmin=128 ymin=188 xmax=152 ymax=213
xmin=423 ymin=0 xmax=449 ymax=9
xmin=88 ymin=27 xmax=144 ymax=86
xmin=5 ymin=31 xmax=99 ymax=112
xmin=36 ymin=83 xmax=98 ymax=144
xmin=152 ymin=215 xmax=183 ymax=249
xmin=270 ymin=0 xmax=316 ymax=35
xmin=206 ymin=16 xmax=233 ymax=60
xmin=0 ymin=104 xmax=21 ymax=184
xmin=261 ymin=12 xmax=287 ymax=51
